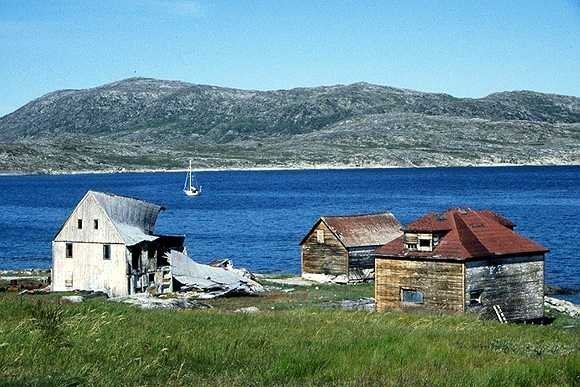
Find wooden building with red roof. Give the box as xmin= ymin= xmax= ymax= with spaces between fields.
xmin=300 ymin=213 xmax=402 ymax=282
xmin=375 ymin=208 xmax=548 ymax=321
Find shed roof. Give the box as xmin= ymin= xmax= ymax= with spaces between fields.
xmin=301 ymin=212 xmax=402 ymax=248
xmin=89 ymin=190 xmax=164 ymax=246
xmin=377 ymin=208 xmax=548 ymax=261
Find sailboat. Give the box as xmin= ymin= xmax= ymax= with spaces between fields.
xmin=183 ymin=160 xmax=202 ymax=197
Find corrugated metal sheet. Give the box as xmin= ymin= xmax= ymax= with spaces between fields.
xmin=90 ymin=191 xmax=164 ymax=246
xmin=377 ymin=209 xmax=548 ymax=261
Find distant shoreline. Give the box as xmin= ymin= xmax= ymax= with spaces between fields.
xmin=1 ymin=162 xmax=578 ymax=177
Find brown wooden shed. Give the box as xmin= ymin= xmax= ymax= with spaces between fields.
xmin=375 ymin=208 xmax=548 ymax=322
xmin=300 ymin=213 xmax=402 ymax=282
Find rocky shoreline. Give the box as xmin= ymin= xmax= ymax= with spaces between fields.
xmin=1 ymin=161 xmax=578 ymax=178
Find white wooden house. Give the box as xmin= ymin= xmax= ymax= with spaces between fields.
xmin=52 ymin=190 xmax=185 ymax=297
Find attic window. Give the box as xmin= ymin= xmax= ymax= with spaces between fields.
xmin=417 ymin=234 xmax=433 ymax=252
xmin=401 ymin=288 xmax=424 ymax=304
xmin=316 ymin=230 xmax=325 ymax=244
xmin=77 ymin=219 xmax=83 ymax=229
xmin=404 ymin=233 xmax=418 ymax=251
xmin=94 ymin=219 xmax=99 ymax=230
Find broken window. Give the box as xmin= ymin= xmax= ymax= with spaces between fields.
xmin=316 ymin=229 xmax=325 ymax=244
xmin=419 ymin=238 xmax=431 ymax=248
xmin=417 ymin=233 xmax=433 ymax=252
xmin=469 ymin=290 xmax=483 ymax=305
xmin=94 ymin=219 xmax=99 ymax=229
xmin=65 ymin=273 xmax=73 ymax=288
xmin=103 ymin=244 xmax=111 ymax=260
xmin=77 ymin=219 xmax=83 ymax=229
xmin=401 ymin=288 xmax=424 ymax=304
xmin=65 ymin=243 xmax=73 ymax=258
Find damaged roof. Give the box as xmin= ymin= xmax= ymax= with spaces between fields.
xmin=90 ymin=191 xmax=165 ymax=246
xmin=301 ymin=212 xmax=402 ymax=248
xmin=377 ymin=208 xmax=548 ymax=261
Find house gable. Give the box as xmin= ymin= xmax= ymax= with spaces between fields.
xmin=300 ymin=219 xmax=347 ymax=249
xmin=53 ymin=192 xmax=124 ymax=244
xmin=301 ymin=220 xmax=348 ymax=275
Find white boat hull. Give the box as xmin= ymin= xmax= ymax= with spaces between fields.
xmin=184 ymin=189 xmax=200 ymax=197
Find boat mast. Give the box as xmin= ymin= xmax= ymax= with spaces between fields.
xmin=189 ymin=160 xmax=193 ymax=189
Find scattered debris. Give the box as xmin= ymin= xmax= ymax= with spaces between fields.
xmin=264 ymin=276 xmax=317 ymax=287
xmin=545 ymin=297 xmax=580 ymax=318
xmin=61 ymin=295 xmax=84 ymax=303
xmin=0 ymin=269 xmax=51 ymax=282
xmin=209 ymin=258 xmax=261 ymax=282
xmin=166 ymin=250 xmax=264 ymax=298
xmin=77 ymin=290 xmax=109 ymax=299
xmin=234 ymin=306 xmax=260 ymax=314
xmin=328 ymin=298 xmax=375 ymax=311
xmin=110 ymin=293 xmax=212 ymax=310
xmin=302 ymin=273 xmax=349 ymax=284
xmin=18 ymin=286 xmax=51 ymax=295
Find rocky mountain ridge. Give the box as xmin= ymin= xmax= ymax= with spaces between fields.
xmin=0 ymin=77 xmax=578 ymax=172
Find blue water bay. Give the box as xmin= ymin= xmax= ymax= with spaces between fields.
xmin=0 ymin=166 xmax=578 ymax=300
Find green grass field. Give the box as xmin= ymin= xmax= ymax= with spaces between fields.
xmin=0 ymin=283 xmax=578 ymax=386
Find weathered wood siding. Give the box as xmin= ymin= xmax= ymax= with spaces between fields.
xmin=52 ymin=241 xmax=128 ymax=296
xmin=465 ymin=255 xmax=544 ymax=321
xmin=375 ymin=258 xmax=464 ymax=312
xmin=301 ymin=221 xmax=348 ymax=276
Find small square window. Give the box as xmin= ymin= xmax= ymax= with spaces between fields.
xmin=94 ymin=219 xmax=99 ymax=229
xmin=401 ymin=288 xmax=424 ymax=304
xmin=65 ymin=243 xmax=73 ymax=258
xmin=77 ymin=219 xmax=83 ymax=229
xmin=103 ymin=244 xmax=111 ymax=260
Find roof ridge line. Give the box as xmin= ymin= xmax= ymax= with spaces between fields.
xmin=453 ymin=212 xmax=490 ymax=257
xmin=322 ymin=211 xmax=394 ymax=218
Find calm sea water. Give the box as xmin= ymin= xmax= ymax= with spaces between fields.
xmin=0 ymin=166 xmax=578 ymax=299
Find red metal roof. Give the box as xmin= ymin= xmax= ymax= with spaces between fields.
xmin=301 ymin=212 xmax=402 ymax=248
xmin=377 ymin=209 xmax=548 ymax=261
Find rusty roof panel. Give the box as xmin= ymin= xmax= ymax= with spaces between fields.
xmin=377 ymin=208 xmax=548 ymax=261
xmin=320 ymin=212 xmax=402 ymax=248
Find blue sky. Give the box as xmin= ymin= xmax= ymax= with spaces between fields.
xmin=1 ymin=0 xmax=579 ymax=116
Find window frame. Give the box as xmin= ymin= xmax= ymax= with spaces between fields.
xmin=103 ymin=244 xmax=111 ymax=260
xmin=65 ymin=243 xmax=73 ymax=258
xmin=401 ymin=288 xmax=424 ymax=305
xmin=417 ymin=233 xmax=433 ymax=252
xmin=469 ymin=289 xmax=484 ymax=305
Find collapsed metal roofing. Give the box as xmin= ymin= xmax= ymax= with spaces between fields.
xmin=301 ymin=212 xmax=402 ymax=248
xmin=89 ymin=191 xmax=165 ymax=246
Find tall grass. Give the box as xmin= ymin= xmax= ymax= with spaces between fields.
xmin=0 ymin=293 xmax=578 ymax=386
